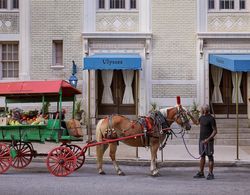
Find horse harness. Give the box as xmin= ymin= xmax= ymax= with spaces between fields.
xmin=103 ymin=111 xmax=174 ymax=149
xmin=138 ymin=111 xmax=173 ymax=149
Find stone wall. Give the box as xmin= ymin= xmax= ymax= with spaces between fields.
xmin=31 ymin=0 xmax=83 ymax=84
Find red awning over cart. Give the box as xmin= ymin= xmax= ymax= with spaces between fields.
xmin=0 ymin=80 xmax=81 ymax=102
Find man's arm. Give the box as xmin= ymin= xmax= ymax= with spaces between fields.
xmin=204 ymin=126 xmax=217 ymax=143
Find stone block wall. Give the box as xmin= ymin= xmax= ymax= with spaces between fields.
xmin=151 ymin=0 xmax=197 ymax=98
xmin=31 ymin=0 xmax=83 ymax=83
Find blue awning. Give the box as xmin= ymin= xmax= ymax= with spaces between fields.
xmin=209 ymin=54 xmax=250 ymax=72
xmin=83 ymin=54 xmax=141 ymax=70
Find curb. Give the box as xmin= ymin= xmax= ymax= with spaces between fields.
xmin=32 ymin=155 xmax=250 ymax=168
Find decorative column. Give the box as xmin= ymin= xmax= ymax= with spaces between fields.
xmin=19 ymin=0 xmax=31 ymax=80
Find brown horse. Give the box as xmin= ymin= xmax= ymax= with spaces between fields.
xmin=95 ymin=104 xmax=191 ymax=176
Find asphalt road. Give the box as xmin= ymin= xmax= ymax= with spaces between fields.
xmin=0 ymin=162 xmax=250 ymax=195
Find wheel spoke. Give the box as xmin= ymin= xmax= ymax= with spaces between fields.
xmin=0 ymin=143 xmax=11 ymax=174
xmin=46 ymin=146 xmax=76 ymax=176
xmin=11 ymin=142 xmax=33 ymax=169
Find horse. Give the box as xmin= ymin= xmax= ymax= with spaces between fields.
xmin=95 ymin=104 xmax=191 ymax=176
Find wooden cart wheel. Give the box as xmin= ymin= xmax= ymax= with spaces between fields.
xmin=0 ymin=143 xmax=12 ymax=174
xmin=11 ymin=142 xmax=33 ymax=169
xmin=46 ymin=146 xmax=76 ymax=177
xmin=68 ymin=144 xmax=85 ymax=171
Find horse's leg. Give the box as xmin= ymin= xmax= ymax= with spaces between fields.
xmin=150 ymin=138 xmax=160 ymax=176
xmin=96 ymin=143 xmax=108 ymax=175
xmin=96 ymin=119 xmax=107 ymax=175
xmin=109 ymin=142 xmax=125 ymax=176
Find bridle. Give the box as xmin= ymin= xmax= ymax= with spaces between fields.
xmin=174 ymin=106 xmax=190 ymax=129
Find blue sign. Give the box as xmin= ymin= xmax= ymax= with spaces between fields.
xmin=83 ymin=54 xmax=141 ymax=70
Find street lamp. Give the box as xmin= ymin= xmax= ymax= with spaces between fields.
xmin=69 ymin=60 xmax=78 ymax=88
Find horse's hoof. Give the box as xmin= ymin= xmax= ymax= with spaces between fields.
xmin=118 ymin=171 xmax=125 ymax=176
xmin=151 ymin=170 xmax=160 ymax=177
xmin=99 ymin=171 xmax=106 ymax=175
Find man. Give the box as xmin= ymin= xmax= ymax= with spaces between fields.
xmin=188 ymin=104 xmax=217 ymax=180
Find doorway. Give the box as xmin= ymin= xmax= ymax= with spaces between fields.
xmin=97 ymin=70 xmax=137 ymax=115
xmin=209 ymin=65 xmax=247 ymax=117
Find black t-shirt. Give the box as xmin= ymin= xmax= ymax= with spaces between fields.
xmin=199 ymin=114 xmax=216 ymax=141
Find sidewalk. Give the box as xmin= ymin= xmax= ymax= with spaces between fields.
xmin=32 ymin=137 xmax=250 ymax=167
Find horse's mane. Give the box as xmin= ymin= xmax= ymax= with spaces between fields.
xmin=159 ymin=107 xmax=174 ymax=118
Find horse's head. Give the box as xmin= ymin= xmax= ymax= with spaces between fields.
xmin=174 ymin=105 xmax=191 ymax=130
xmin=165 ymin=105 xmax=191 ymax=131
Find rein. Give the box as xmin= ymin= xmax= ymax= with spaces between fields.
xmin=180 ymin=129 xmax=206 ymax=159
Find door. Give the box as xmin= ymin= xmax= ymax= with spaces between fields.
xmin=209 ymin=65 xmax=247 ymax=116
xmin=97 ymin=70 xmax=136 ymax=115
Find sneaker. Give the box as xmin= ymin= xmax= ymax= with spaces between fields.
xmin=193 ymin=171 xmax=205 ymax=178
xmin=207 ymin=173 xmax=214 ymax=180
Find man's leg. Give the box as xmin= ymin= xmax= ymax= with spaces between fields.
xmin=208 ymin=155 xmax=214 ymax=174
xmin=194 ymin=141 xmax=206 ymax=178
xmin=200 ymin=156 xmax=206 ymax=173
xmin=207 ymin=141 xmax=215 ymax=180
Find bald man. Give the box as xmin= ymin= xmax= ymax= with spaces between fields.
xmin=188 ymin=104 xmax=217 ymax=180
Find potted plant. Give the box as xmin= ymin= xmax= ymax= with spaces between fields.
xmin=74 ymin=100 xmax=84 ymax=121
xmin=190 ymin=100 xmax=200 ymax=120
xmin=149 ymin=102 xmax=158 ymax=112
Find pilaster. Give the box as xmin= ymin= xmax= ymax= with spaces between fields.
xmin=19 ymin=0 xmax=31 ymax=80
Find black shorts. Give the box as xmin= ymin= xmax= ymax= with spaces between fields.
xmin=199 ymin=140 xmax=214 ymax=156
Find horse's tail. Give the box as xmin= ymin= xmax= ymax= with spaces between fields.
xmin=96 ymin=119 xmax=105 ymax=142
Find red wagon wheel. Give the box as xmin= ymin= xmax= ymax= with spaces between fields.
xmin=68 ymin=144 xmax=85 ymax=171
xmin=11 ymin=142 xmax=33 ymax=169
xmin=46 ymin=146 xmax=76 ymax=177
xmin=0 ymin=143 xmax=12 ymax=174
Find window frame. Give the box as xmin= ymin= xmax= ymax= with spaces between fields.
xmin=0 ymin=0 xmax=7 ymax=9
xmin=98 ymin=0 xmax=105 ymax=9
xmin=0 ymin=42 xmax=19 ymax=79
xmin=11 ymin=0 xmax=19 ymax=9
xmin=97 ymin=0 xmax=138 ymax=10
xmin=110 ymin=0 xmax=125 ymax=9
xmin=52 ymin=40 xmax=64 ymax=68
xmin=219 ymin=0 xmax=235 ymax=10
xmin=130 ymin=0 xmax=136 ymax=9
xmin=240 ymin=0 xmax=245 ymax=10
xmin=208 ymin=0 xmax=215 ymax=9
xmin=0 ymin=0 xmax=19 ymax=11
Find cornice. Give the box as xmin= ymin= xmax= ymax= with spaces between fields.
xmin=198 ymin=32 xmax=250 ymax=39
xmin=82 ymin=32 xmax=153 ymax=39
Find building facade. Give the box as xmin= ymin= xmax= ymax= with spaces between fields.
xmin=0 ymin=0 xmax=249 ymax=124
xmin=198 ymin=0 xmax=250 ymax=119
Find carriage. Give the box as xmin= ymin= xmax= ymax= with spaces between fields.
xmin=0 ymin=81 xmax=192 ymax=177
xmin=0 ymin=80 xmax=86 ymax=176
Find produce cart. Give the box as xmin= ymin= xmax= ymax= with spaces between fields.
xmin=0 ymin=80 xmax=84 ymax=176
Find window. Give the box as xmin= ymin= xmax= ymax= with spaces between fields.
xmin=220 ymin=0 xmax=234 ymax=9
xmin=240 ymin=0 xmax=245 ymax=9
xmin=12 ymin=0 xmax=19 ymax=9
xmin=1 ymin=43 xmax=19 ymax=78
xmin=208 ymin=0 xmax=215 ymax=9
xmin=130 ymin=0 xmax=136 ymax=9
xmin=0 ymin=0 xmax=7 ymax=9
xmin=0 ymin=0 xmax=19 ymax=10
xmin=99 ymin=0 xmax=105 ymax=9
xmin=98 ymin=0 xmax=137 ymax=10
xmin=110 ymin=0 xmax=125 ymax=9
xmin=52 ymin=40 xmax=63 ymax=66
